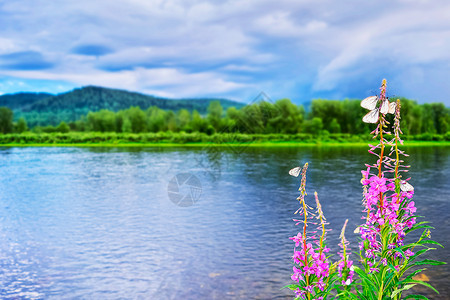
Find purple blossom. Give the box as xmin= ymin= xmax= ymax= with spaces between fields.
xmin=286 ymin=86 xmax=427 ymax=300
xmin=288 ymin=165 xmax=331 ymax=299
xmin=369 ymin=176 xmax=388 ymax=194
xmin=403 ymin=201 xmax=417 ymax=214
xmin=290 ymin=232 xmax=303 ymax=247
xmin=292 ymin=266 xmax=303 ymax=282
xmin=405 ymin=249 xmax=415 ymax=258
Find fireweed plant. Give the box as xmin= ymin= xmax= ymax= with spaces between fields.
xmin=285 ymin=80 xmax=445 ymax=300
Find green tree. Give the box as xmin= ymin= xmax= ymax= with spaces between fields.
xmin=421 ymin=104 xmax=436 ymax=134
xmin=15 ymin=117 xmax=28 ymax=133
xmin=56 ymin=121 xmax=70 ymax=133
xmin=126 ymin=106 xmax=147 ymax=133
xmin=190 ymin=110 xmax=207 ymax=133
xmin=238 ymin=104 xmax=264 ymax=133
xmin=398 ymin=98 xmax=421 ymax=135
xmin=121 ymin=117 xmax=132 ymax=133
xmin=224 ymin=107 xmax=239 ymax=132
xmin=166 ymin=110 xmax=177 ymax=132
xmin=270 ymin=99 xmax=304 ymax=133
xmin=147 ymin=106 xmax=167 ymax=132
xmin=258 ymin=101 xmax=277 ymax=133
xmin=329 ymin=118 xmax=341 ymax=133
xmin=304 ymin=117 xmax=323 ymax=136
xmin=73 ymin=116 xmax=88 ymax=131
xmin=207 ymin=101 xmax=223 ymax=131
xmin=430 ymin=103 xmax=449 ymax=134
xmin=87 ymin=109 xmax=116 ymax=132
xmin=0 ymin=107 xmax=13 ymax=133
xmin=310 ymin=99 xmax=343 ymax=131
xmin=205 ymin=124 xmax=215 ymax=135
xmin=177 ymin=109 xmax=191 ymax=131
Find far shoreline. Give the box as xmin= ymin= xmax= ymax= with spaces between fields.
xmin=1 ymin=141 xmax=449 ymax=148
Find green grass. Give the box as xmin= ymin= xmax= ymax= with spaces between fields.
xmin=1 ymin=139 xmax=448 ymax=148
xmin=0 ymin=132 xmax=448 ymax=148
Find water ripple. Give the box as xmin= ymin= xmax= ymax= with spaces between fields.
xmin=0 ymin=146 xmax=448 ymax=299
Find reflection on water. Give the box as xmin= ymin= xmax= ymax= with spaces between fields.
xmin=0 ymin=146 xmax=448 ymax=299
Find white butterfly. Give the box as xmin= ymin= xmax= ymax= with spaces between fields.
xmin=361 ymin=96 xmax=396 ymax=123
xmin=362 ymin=108 xmax=380 ymax=124
xmin=289 ymin=166 xmax=302 ymax=177
xmin=400 ymin=181 xmax=414 ymax=192
xmin=388 ymin=102 xmax=396 ymax=114
xmin=361 ymin=96 xmax=379 ymax=110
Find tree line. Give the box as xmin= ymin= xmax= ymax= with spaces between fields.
xmin=0 ymin=98 xmax=448 ymax=136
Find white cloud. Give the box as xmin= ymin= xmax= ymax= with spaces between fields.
xmin=0 ymin=66 xmax=247 ymax=98
xmin=312 ymin=1 xmax=450 ymax=93
xmin=0 ymin=38 xmax=18 ymax=54
xmin=254 ymin=12 xmax=327 ymax=37
xmin=0 ymin=0 xmax=449 ymax=104
xmin=220 ymin=64 xmax=262 ymax=72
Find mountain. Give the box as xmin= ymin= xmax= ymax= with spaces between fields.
xmin=0 ymin=92 xmax=53 ymax=110
xmin=0 ymin=86 xmax=245 ymax=126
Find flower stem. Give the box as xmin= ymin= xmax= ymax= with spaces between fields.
xmin=377 ymin=79 xmax=387 ymax=208
xmin=377 ymin=122 xmax=386 ymax=215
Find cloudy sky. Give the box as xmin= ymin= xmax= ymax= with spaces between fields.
xmin=0 ymin=0 xmax=449 ymax=105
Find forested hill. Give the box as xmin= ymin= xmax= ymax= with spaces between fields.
xmin=0 ymin=92 xmax=53 ymax=110
xmin=1 ymin=86 xmax=244 ymax=126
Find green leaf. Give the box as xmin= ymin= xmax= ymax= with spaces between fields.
xmin=414 ymin=259 xmax=447 ymax=266
xmin=354 ymin=266 xmax=377 ymax=289
xmin=409 ymin=220 xmax=429 ymax=227
xmin=404 ymin=295 xmax=429 ymax=299
xmin=352 ymin=267 xmax=378 ymax=300
xmin=391 ymin=283 xmax=416 ymax=298
xmin=281 ymin=284 xmax=300 ymax=290
xmin=383 ymin=268 xmax=397 ymax=290
xmin=343 ymin=292 xmax=360 ymax=299
xmin=409 ymin=248 xmax=431 ymax=261
xmin=402 ymin=279 xmax=439 ymax=294
xmin=355 ymin=290 xmax=369 ymax=300
xmin=417 ymin=239 xmax=444 ymax=248
xmin=393 ymin=246 xmax=406 ymax=258
xmin=405 ymin=225 xmax=434 ymax=234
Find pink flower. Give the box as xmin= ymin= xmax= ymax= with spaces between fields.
xmin=294 ymin=288 xmax=306 ymax=299
xmin=403 ymin=201 xmax=416 ymax=214
xmin=291 ymin=266 xmax=303 ymax=282
xmin=361 ymin=168 xmax=371 ymax=185
xmin=369 ymin=176 xmax=388 ymax=194
xmin=387 ymin=182 xmax=395 ymax=191
xmin=290 ymin=232 xmax=303 ymax=247
xmin=292 ymin=250 xmax=304 ymax=264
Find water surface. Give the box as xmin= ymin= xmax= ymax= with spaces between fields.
xmin=0 ymin=146 xmax=448 ymax=299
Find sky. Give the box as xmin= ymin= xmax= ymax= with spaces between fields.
xmin=0 ymin=0 xmax=449 ymax=105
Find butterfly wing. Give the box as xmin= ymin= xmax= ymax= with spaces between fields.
xmin=380 ymin=99 xmax=389 ymax=114
xmin=362 ymin=108 xmax=379 ymax=123
xmin=289 ymin=166 xmax=302 ymax=177
xmin=361 ymin=96 xmax=378 ymax=110
xmin=388 ymin=102 xmax=396 ymax=114
xmin=400 ymin=181 xmax=414 ymax=192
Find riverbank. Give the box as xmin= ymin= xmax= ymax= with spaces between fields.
xmin=0 ymin=132 xmax=448 ymax=147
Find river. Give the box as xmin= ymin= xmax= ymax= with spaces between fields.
xmin=0 ymin=146 xmax=448 ymax=299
